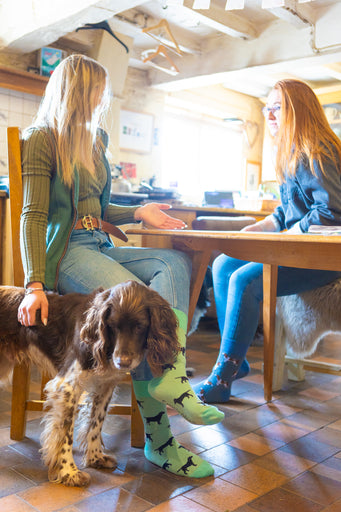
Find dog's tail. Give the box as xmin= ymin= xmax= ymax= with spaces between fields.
xmin=0 ymin=355 xmax=14 ymax=388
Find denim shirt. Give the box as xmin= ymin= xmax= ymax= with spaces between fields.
xmin=272 ymin=155 xmax=341 ymax=233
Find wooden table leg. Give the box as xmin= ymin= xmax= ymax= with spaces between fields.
xmin=173 ymin=241 xmax=212 ymax=332
xmin=187 ymin=249 xmax=212 ymax=330
xmin=262 ymin=263 xmax=278 ymax=402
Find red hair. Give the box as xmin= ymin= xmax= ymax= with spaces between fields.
xmin=272 ymin=79 xmax=341 ymax=183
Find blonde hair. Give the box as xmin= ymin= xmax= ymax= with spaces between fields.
xmin=34 ymin=54 xmax=111 ymax=186
xmin=271 ymin=79 xmax=341 ymax=183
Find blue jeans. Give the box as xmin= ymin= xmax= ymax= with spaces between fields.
xmin=57 ymin=230 xmax=191 ymax=379
xmin=212 ymin=253 xmax=341 ymax=357
xmin=58 ymin=230 xmax=191 ymax=313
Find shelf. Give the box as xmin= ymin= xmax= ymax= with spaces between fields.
xmin=0 ymin=65 xmax=48 ymax=96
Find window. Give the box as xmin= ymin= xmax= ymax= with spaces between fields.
xmin=160 ymin=109 xmax=244 ymax=204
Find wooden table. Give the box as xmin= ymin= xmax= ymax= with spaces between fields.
xmin=126 ymin=228 xmax=341 ymax=402
xmin=162 ymin=205 xmax=274 ymax=228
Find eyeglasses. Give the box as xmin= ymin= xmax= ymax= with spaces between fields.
xmin=262 ymin=105 xmax=281 ymax=116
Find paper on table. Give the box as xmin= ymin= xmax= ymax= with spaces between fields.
xmin=308 ymin=225 xmax=341 ymax=235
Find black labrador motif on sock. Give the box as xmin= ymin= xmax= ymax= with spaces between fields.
xmin=146 ymin=432 xmax=153 ymax=441
xmin=162 ymin=460 xmax=172 ymax=470
xmin=175 ymin=375 xmax=189 ymax=384
xmin=155 ymin=436 xmax=174 ymax=454
xmin=178 ymin=444 xmax=188 ymax=450
xmin=145 ymin=411 xmax=165 ymax=425
xmin=173 ymin=389 xmax=193 ymax=407
xmin=177 ymin=455 xmax=197 ymax=475
xmin=162 ymin=363 xmax=176 ymax=371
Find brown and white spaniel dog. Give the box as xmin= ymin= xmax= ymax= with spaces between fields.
xmin=0 ymin=281 xmax=179 ymax=486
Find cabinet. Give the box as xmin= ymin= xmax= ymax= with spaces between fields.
xmin=0 ymin=65 xmax=48 ymax=96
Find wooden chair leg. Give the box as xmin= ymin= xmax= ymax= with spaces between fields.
xmin=262 ymin=263 xmax=278 ymax=402
xmin=286 ymin=356 xmax=306 ymax=382
xmin=40 ymin=371 xmax=50 ymax=400
xmin=10 ymin=361 xmax=31 ymax=440
xmin=272 ymin=314 xmax=287 ymax=392
xmin=130 ymin=379 xmax=145 ymax=448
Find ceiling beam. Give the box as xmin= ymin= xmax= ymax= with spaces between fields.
xmin=266 ymin=0 xmax=315 ymax=28
xmin=108 ymin=15 xmax=201 ymax=55
xmin=147 ymin=18 xmax=324 ymax=91
xmin=0 ymin=0 xmax=145 ymax=53
xmin=182 ymin=0 xmax=259 ymax=40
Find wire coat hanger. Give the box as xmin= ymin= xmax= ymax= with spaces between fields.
xmin=141 ymin=44 xmax=179 ymax=75
xmin=142 ymin=19 xmax=182 ymax=55
xmin=76 ymin=21 xmax=129 ymax=53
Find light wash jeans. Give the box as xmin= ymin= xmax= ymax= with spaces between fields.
xmin=57 ymin=229 xmax=191 ymax=379
xmin=212 ymin=253 xmax=341 ymax=358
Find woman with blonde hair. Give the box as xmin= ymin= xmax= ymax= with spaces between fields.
xmin=18 ymin=54 xmax=223 ymax=478
xmin=194 ymin=78 xmax=341 ymax=403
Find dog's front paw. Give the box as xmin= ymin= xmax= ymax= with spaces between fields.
xmin=87 ymin=453 xmax=117 ymax=469
xmin=60 ymin=469 xmax=91 ymax=487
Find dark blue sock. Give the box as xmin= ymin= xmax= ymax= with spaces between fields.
xmin=193 ymin=351 xmax=248 ymax=403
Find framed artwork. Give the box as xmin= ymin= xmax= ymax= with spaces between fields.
xmin=245 ymin=161 xmax=261 ymax=191
xmin=39 ymin=47 xmax=63 ymax=77
xmin=119 ymin=110 xmax=154 ymax=153
xmin=323 ymin=103 xmax=341 ymax=139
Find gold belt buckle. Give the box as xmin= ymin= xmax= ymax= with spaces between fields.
xmin=81 ymin=215 xmax=95 ymax=231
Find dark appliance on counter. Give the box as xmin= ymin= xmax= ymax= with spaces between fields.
xmin=138 ymin=182 xmax=180 ymax=201
xmin=110 ymin=191 xmax=148 ymax=205
xmin=203 ymin=190 xmax=238 ymax=209
xmin=111 ymin=182 xmax=180 ymax=206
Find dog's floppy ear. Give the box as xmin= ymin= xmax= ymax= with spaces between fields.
xmin=79 ymin=289 xmax=114 ymax=370
xmin=145 ymin=288 xmax=181 ymax=376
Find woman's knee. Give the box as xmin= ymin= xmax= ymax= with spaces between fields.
xmin=212 ymin=254 xmax=243 ymax=282
xmin=229 ymin=263 xmax=263 ymax=302
xmin=212 ymin=253 xmax=229 ymax=278
xmin=159 ymin=249 xmax=191 ymax=282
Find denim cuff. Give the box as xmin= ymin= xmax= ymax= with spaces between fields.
xmin=130 ymin=357 xmax=153 ymax=381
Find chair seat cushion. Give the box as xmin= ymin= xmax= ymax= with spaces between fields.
xmin=192 ymin=216 xmax=256 ymax=231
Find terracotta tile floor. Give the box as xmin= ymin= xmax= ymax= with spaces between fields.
xmin=1 ymin=318 xmax=341 ymax=512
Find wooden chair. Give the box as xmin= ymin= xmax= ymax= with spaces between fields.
xmin=7 ymin=126 xmax=144 ymax=447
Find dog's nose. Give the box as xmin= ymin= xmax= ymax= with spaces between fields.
xmin=114 ymin=355 xmax=133 ymax=369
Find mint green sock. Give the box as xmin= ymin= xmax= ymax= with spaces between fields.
xmin=133 ymin=380 xmax=214 ymax=478
xmin=148 ymin=308 xmax=224 ymax=425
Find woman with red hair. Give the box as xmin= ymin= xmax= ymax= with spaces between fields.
xmin=194 ymin=79 xmax=341 ymax=403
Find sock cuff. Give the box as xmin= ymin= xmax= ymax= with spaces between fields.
xmin=172 ymin=308 xmax=187 ymax=331
xmin=132 ymin=379 xmax=150 ymax=398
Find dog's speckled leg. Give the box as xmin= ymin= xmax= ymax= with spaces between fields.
xmin=41 ymin=361 xmax=90 ymax=487
xmin=77 ymin=378 xmax=118 ymax=469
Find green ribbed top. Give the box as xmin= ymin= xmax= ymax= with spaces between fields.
xmin=21 ymin=128 xmax=139 ymax=287
xmin=77 ymin=159 xmax=107 ymax=218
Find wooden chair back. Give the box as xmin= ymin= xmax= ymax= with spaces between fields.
xmin=7 ymin=126 xmax=24 ymax=287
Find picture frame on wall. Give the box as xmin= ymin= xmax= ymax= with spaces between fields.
xmin=323 ymin=103 xmax=341 ymax=139
xmin=119 ymin=110 xmax=154 ymax=153
xmin=245 ymin=160 xmax=261 ymax=191
xmin=39 ymin=47 xmax=64 ymax=77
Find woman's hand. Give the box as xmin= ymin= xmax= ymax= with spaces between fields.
xmin=241 ymin=216 xmax=278 ymax=232
xmin=18 ymin=285 xmax=49 ymax=327
xmin=134 ymin=203 xmax=186 ymax=229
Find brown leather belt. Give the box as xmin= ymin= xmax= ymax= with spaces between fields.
xmin=74 ymin=215 xmax=128 ymax=242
